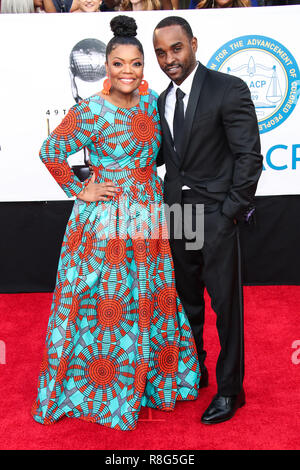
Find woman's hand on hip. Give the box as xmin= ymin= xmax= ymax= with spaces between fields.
xmin=77 ymin=172 xmax=118 ymax=202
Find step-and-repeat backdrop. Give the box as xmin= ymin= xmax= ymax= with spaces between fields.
xmin=0 ymin=6 xmax=299 ymax=201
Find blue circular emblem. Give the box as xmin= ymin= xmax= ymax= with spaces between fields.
xmin=207 ymin=35 xmax=300 ymax=134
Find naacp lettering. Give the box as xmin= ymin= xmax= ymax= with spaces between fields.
xmin=265 ymin=144 xmax=300 ymax=170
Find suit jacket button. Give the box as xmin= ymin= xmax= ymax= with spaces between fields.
xmin=180 ymin=170 xmax=185 ymax=176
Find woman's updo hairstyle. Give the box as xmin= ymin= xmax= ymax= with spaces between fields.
xmin=106 ymin=15 xmax=144 ymax=61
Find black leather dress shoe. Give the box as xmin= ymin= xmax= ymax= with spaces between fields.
xmin=199 ymin=368 xmax=209 ymax=389
xmin=201 ymin=389 xmax=245 ymax=424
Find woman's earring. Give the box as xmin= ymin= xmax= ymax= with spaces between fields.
xmin=139 ymin=79 xmax=149 ymax=96
xmin=102 ymin=78 xmax=111 ymax=95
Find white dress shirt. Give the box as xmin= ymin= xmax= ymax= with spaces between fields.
xmin=165 ymin=62 xmax=199 ymax=139
xmin=164 ymin=63 xmax=199 ymax=189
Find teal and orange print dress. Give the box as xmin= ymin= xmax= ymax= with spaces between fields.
xmin=31 ymin=89 xmax=200 ymax=431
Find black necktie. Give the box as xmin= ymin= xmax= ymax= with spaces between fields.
xmin=173 ymin=87 xmax=185 ymax=157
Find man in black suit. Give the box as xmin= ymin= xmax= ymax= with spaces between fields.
xmin=153 ymin=16 xmax=263 ymax=424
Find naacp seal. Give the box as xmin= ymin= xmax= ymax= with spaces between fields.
xmin=207 ymin=35 xmax=300 ymax=134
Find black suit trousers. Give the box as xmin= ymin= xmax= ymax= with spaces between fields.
xmin=169 ymin=193 xmax=244 ymax=396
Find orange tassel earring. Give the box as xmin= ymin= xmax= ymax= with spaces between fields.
xmin=139 ymin=79 xmax=149 ymax=96
xmin=102 ymin=78 xmax=111 ymax=95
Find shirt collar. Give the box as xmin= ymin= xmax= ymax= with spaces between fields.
xmin=172 ymin=62 xmax=199 ymax=96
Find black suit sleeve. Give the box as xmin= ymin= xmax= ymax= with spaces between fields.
xmin=221 ymin=78 xmax=263 ymax=220
xmin=156 ymin=146 xmax=165 ymax=167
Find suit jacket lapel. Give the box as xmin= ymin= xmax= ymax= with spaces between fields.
xmin=181 ymin=63 xmax=208 ymax=161
xmin=158 ymin=83 xmax=181 ymax=166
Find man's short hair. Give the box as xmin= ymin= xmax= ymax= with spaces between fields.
xmin=154 ymin=16 xmax=194 ymax=40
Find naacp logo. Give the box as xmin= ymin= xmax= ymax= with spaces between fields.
xmin=207 ymin=35 xmax=300 ymax=134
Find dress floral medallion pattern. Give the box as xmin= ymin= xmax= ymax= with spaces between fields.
xmin=32 ymin=90 xmax=200 ymax=431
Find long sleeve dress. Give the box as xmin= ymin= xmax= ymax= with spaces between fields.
xmin=31 ymin=89 xmax=200 ymax=431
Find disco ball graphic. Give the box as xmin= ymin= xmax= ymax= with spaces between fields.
xmin=70 ymin=38 xmax=106 ymax=82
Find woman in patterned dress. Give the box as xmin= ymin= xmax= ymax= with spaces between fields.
xmin=31 ymin=15 xmax=200 ymax=431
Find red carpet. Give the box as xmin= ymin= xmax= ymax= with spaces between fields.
xmin=0 ymin=286 xmax=300 ymax=450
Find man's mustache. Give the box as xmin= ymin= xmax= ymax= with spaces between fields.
xmin=164 ymin=64 xmax=182 ymax=72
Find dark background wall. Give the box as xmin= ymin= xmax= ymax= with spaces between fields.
xmin=0 ymin=195 xmax=299 ymax=293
